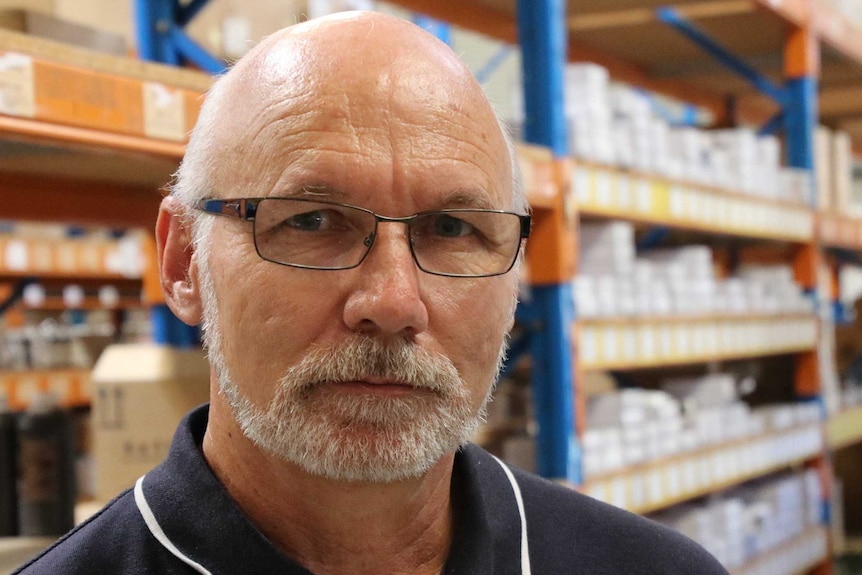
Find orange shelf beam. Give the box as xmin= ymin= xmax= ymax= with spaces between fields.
xmin=0 ymin=172 xmax=162 ymax=228
xmin=0 ymin=115 xmax=186 ymax=159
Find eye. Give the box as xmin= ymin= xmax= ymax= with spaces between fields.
xmin=284 ymin=211 xmax=331 ymax=231
xmin=432 ymin=214 xmax=475 ymax=237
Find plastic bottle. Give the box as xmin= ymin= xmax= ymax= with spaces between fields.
xmin=16 ymin=391 xmax=76 ymax=536
xmin=0 ymin=400 xmax=16 ymax=536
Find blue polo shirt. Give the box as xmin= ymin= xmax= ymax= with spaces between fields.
xmin=15 ymin=405 xmax=728 ymax=574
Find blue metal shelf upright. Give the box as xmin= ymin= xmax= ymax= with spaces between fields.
xmin=135 ymin=0 xmax=225 ymax=73
xmin=515 ymin=0 xmax=579 ymax=481
xmin=135 ymin=0 xmax=225 ymax=347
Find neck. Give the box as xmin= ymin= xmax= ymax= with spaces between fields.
xmin=203 ymin=394 xmax=455 ymax=575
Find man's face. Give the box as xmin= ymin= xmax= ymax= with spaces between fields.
xmin=197 ymin=39 xmax=519 ymax=482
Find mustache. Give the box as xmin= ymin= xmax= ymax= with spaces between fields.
xmin=277 ymin=335 xmax=463 ymax=397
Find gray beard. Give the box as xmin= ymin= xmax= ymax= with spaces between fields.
xmin=198 ymin=263 xmax=503 ymax=483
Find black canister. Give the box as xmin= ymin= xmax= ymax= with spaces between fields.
xmin=0 ymin=404 xmax=17 ymax=536
xmin=16 ymin=393 xmax=76 ymax=536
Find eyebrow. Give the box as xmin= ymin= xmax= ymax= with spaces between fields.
xmin=282 ymin=184 xmax=349 ymax=201
xmin=436 ymin=189 xmax=498 ymax=211
xmin=277 ymin=185 xmax=498 ymax=210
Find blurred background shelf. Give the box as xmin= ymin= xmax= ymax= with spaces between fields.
xmin=827 ymin=405 xmax=862 ymax=450
xmin=582 ymin=423 xmax=823 ymax=514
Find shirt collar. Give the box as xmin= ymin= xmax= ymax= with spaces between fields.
xmin=139 ymin=404 xmax=521 ymax=575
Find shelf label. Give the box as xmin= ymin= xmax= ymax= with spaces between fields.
xmin=666 ymin=463 xmax=681 ymax=498
xmin=622 ymin=329 xmax=637 ymax=361
xmin=596 ymin=170 xmax=612 ymax=206
xmin=143 ymin=82 xmax=187 ymax=141
xmin=617 ymin=175 xmax=632 ymax=209
xmin=669 ymin=186 xmax=684 ymax=217
xmin=574 ymin=168 xmax=591 ymax=204
xmin=601 ymin=327 xmax=619 ymax=363
xmin=31 ymin=241 xmax=53 ymax=272
xmin=636 ymin=179 xmax=652 ymax=213
xmin=638 ymin=326 xmax=655 ymax=361
xmin=580 ymin=327 xmax=598 ymax=364
xmin=4 ymin=239 xmax=28 ymax=271
xmin=56 ymin=243 xmax=77 ymax=273
xmin=611 ymin=477 xmax=627 ymax=509
xmin=0 ymin=52 xmax=35 ymax=118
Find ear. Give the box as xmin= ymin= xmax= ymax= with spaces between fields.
xmin=156 ymin=196 xmax=203 ymax=326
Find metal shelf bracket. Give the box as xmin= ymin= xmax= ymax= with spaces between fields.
xmin=656 ymin=7 xmax=787 ymax=107
xmin=135 ymin=0 xmax=225 ymax=74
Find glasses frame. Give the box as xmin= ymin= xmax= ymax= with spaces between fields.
xmin=195 ymin=197 xmax=531 ymax=278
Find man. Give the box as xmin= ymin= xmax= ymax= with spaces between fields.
xmin=17 ymin=11 xmax=728 ymax=575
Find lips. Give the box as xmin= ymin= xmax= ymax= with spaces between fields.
xmin=327 ymin=380 xmax=420 ymax=396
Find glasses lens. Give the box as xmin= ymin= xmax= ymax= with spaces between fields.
xmin=409 ymin=211 xmax=522 ymax=276
xmin=253 ymin=199 xmax=376 ymax=269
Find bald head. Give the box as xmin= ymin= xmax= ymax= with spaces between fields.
xmin=173 ymin=11 xmax=524 ymax=240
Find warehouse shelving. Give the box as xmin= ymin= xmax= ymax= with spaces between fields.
xmin=0 ymin=27 xmax=208 ymax=229
xmin=378 ymin=1 xmax=862 ymax=572
xmin=582 ymin=422 xmax=823 ymax=514
xmin=730 ymin=525 xmax=830 ymax=575
xmin=826 ymin=404 xmax=862 ymax=450
xmin=0 ymin=235 xmax=148 ymax=280
xmin=578 ymin=313 xmax=817 ymax=371
xmin=572 ymin=161 xmax=814 ymax=242
xmin=0 ymin=368 xmax=90 ymax=411
xmin=0 ymin=25 xmax=210 ymax=420
xmin=821 ymin=213 xmax=862 ymax=251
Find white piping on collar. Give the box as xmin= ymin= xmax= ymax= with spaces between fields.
xmin=134 ymin=475 xmax=213 ymax=575
xmin=134 ymin=460 xmax=532 ymax=575
xmin=492 ymin=455 xmax=532 ymax=575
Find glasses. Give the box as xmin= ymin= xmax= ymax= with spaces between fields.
xmin=196 ymin=197 xmax=531 ymax=278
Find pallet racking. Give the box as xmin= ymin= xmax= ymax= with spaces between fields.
xmin=0 ymin=26 xmax=210 ymax=410
xmin=376 ymin=1 xmax=862 ymax=573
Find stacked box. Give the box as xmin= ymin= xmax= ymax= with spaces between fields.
xmin=641 ymin=246 xmax=716 ymax=315
xmin=585 ymin=389 xmax=684 ymax=469
xmin=579 ymin=221 xmax=636 ymax=279
xmin=582 ymin=374 xmax=822 ymax=480
xmin=653 ymin=470 xmax=823 ymax=569
xmin=548 ymin=60 xmax=816 ymax=209
xmin=813 ymin=126 xmax=855 ymax=212
xmin=609 ymin=84 xmax=656 ymax=172
xmin=565 ymin=63 xmax=615 ymax=164
xmin=833 ymin=130 xmax=853 ymax=212
xmin=711 ymin=128 xmax=759 ymax=194
xmin=756 ymin=135 xmax=782 ymax=198
xmin=737 ymin=264 xmax=812 ymax=314
xmin=815 ymin=126 xmax=833 ymax=211
xmin=782 ymin=167 xmax=814 ymax=205
xmin=574 ymin=227 xmax=813 ymax=318
xmin=668 ymin=127 xmax=712 ymax=185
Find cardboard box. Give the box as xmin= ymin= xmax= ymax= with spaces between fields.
xmin=0 ymin=9 xmax=126 ymax=55
xmin=0 ymin=0 xmax=53 ymax=14
xmin=91 ymin=343 xmax=210 ymax=502
xmin=833 ymin=130 xmax=853 ymax=212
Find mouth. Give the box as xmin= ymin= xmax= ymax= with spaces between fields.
xmin=327 ymin=379 xmax=421 ymax=396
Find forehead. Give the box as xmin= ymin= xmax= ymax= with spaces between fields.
xmin=212 ymin=34 xmax=512 ymax=211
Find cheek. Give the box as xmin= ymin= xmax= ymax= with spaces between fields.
xmin=428 ymin=279 xmax=514 ymax=396
xmin=213 ymin=263 xmax=328 ymax=402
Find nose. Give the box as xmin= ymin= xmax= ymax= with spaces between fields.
xmin=342 ymin=222 xmax=429 ymax=337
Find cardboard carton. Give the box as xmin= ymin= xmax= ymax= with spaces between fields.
xmin=91 ymin=343 xmax=210 ymax=502
xmin=0 ymin=9 xmax=126 ymax=55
